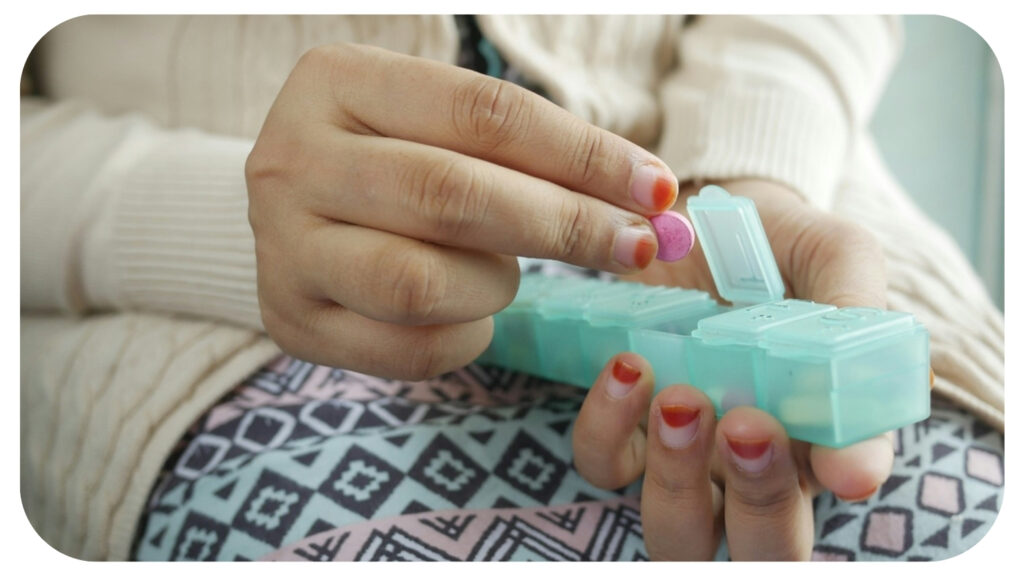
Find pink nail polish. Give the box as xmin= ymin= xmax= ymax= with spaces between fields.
xmin=630 ymin=164 xmax=678 ymax=211
xmin=659 ymin=404 xmax=701 ymax=450
xmin=725 ymin=437 xmax=774 ymax=474
xmin=613 ymin=227 xmax=657 ymax=270
xmin=607 ymin=359 xmax=641 ymax=398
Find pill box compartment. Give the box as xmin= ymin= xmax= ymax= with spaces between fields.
xmin=687 ymin=300 xmax=836 ymax=416
xmin=483 ymin=274 xmax=554 ymax=374
xmin=759 ymin=307 xmax=930 ymax=447
xmin=534 ymin=279 xmax=637 ymax=386
xmin=582 ymin=284 xmax=719 ymax=385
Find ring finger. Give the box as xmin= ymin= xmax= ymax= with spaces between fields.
xmin=306 ymin=132 xmax=659 ymax=273
xmin=295 ymin=216 xmax=520 ymax=325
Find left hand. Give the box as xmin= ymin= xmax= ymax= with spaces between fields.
xmin=571 ymin=179 xmax=896 ymax=560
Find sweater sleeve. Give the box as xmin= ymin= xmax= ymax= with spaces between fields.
xmin=656 ymin=15 xmax=903 ymax=207
xmin=20 ymin=96 xmax=264 ymax=330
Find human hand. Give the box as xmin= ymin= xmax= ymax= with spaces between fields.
xmin=572 ymin=179 xmax=895 ymax=560
xmin=245 ymin=43 xmax=678 ymax=379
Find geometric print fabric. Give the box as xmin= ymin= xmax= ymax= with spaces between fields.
xmin=133 ymin=352 xmax=1004 ymax=562
xmin=133 ymin=357 xmax=640 ymax=561
xmin=811 ymin=397 xmax=1003 ymax=561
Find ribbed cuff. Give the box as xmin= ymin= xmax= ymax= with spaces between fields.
xmin=85 ymin=130 xmax=264 ymax=330
xmin=657 ymin=84 xmax=848 ymax=208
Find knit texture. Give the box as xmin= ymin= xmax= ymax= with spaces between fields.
xmin=21 ymin=313 xmax=280 ymax=560
xmin=20 ymin=15 xmax=1002 ymax=560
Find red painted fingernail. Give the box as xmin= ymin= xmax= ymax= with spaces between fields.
xmin=726 ymin=437 xmax=774 ymax=473
xmin=633 ymin=236 xmax=657 ymax=269
xmin=629 ymin=163 xmax=678 ymax=211
xmin=659 ymin=404 xmax=701 ymax=450
xmin=652 ymin=175 xmax=678 ymax=212
xmin=607 ymin=359 xmax=641 ymax=398
xmin=612 ymin=359 xmax=642 ymax=384
xmin=660 ymin=404 xmax=699 ymax=428
xmin=613 ymin=227 xmax=658 ymax=270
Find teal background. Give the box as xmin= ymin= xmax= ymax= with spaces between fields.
xmin=871 ymin=15 xmax=1004 ymax=310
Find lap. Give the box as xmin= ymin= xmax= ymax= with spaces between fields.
xmin=132 ymin=356 xmax=1003 ymax=561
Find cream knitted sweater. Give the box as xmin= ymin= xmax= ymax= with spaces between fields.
xmin=20 ymin=15 xmax=1004 ymax=560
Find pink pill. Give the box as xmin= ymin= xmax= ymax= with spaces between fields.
xmin=650 ymin=211 xmax=694 ymax=261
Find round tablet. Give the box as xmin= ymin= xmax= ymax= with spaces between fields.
xmin=650 ymin=211 xmax=695 ymax=262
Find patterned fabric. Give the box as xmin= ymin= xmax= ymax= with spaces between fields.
xmin=130 ymin=20 xmax=1003 ymax=560
xmin=131 ymin=360 xmax=641 ymax=560
xmin=811 ymin=397 xmax=1004 ymax=560
xmin=264 ymin=497 xmax=647 ymax=561
xmin=132 ymin=352 xmax=1003 ymax=562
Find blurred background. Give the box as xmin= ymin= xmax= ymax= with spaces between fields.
xmin=871 ymin=15 xmax=1004 ymax=310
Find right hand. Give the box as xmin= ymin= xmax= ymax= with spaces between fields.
xmin=245 ymin=43 xmax=678 ymax=379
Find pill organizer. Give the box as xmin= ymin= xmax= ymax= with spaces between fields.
xmin=477 ymin=185 xmax=931 ymax=448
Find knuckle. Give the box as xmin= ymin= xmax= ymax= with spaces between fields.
xmin=244 ymin=149 xmax=278 ymax=232
xmin=410 ymin=158 xmax=491 ymax=241
xmin=565 ymin=128 xmax=607 ymax=190
xmin=259 ymin=297 xmax=311 ymax=361
xmin=244 ymin=131 xmax=312 ymax=233
xmin=571 ymin=429 xmax=613 ymax=486
xmin=244 ymin=140 xmax=285 ymax=195
xmin=403 ymin=331 xmax=448 ymax=381
xmin=644 ymin=467 xmax=707 ymax=502
xmin=811 ymin=217 xmax=887 ymax=277
xmin=842 ymin=220 xmax=884 ymax=257
xmin=544 ymin=198 xmax=591 ymax=262
xmin=571 ymin=417 xmax=642 ymax=491
xmin=820 ymin=216 xmax=881 ymax=257
xmin=388 ymin=246 xmax=448 ymax=324
xmin=293 ymin=44 xmax=352 ymax=96
xmin=296 ymin=43 xmax=335 ymax=71
xmin=452 ymin=76 xmax=531 ymax=151
xmin=297 ymin=42 xmax=357 ymax=76
xmin=730 ymin=482 xmax=798 ymax=520
xmin=499 ymin=258 xmax=521 ymax=308
xmin=293 ymin=43 xmax=381 ymax=133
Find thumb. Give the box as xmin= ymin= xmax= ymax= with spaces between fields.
xmin=785 ymin=209 xmax=888 ymax=310
xmin=716 ymin=179 xmax=888 ymax=310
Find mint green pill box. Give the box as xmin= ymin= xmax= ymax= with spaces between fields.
xmin=480 ymin=186 xmax=930 ymax=447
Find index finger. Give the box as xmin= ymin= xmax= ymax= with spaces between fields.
xmin=321 ymin=43 xmax=678 ymax=215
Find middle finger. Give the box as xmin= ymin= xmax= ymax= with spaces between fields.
xmin=309 ymin=132 xmax=659 ymax=273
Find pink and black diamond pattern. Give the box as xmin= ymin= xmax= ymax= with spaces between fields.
xmin=811 ymin=398 xmax=1003 ymax=561
xmin=134 ymin=348 xmax=1002 ymax=562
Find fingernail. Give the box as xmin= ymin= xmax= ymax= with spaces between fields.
xmin=607 ymin=359 xmax=642 ymax=398
xmin=725 ymin=437 xmax=774 ymax=474
xmin=613 ymin=226 xmax=657 ymax=270
xmin=630 ymin=163 xmax=678 ymax=212
xmin=659 ymin=404 xmax=701 ymax=450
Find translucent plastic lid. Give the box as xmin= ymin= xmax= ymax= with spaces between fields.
xmin=686 ymin=185 xmax=785 ymax=306
xmin=694 ymin=299 xmax=835 ymax=343
xmin=586 ymin=285 xmax=712 ymax=326
xmin=760 ymin=307 xmax=917 ymax=350
xmin=535 ymin=280 xmax=635 ymax=320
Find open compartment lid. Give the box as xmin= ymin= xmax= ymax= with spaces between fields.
xmin=686 ymin=185 xmax=785 ymax=306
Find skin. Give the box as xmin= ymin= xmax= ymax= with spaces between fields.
xmin=247 ymin=44 xmax=895 ymax=560
xmin=246 ymin=43 xmax=674 ymax=380
xmin=573 ymin=180 xmax=896 ymax=560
